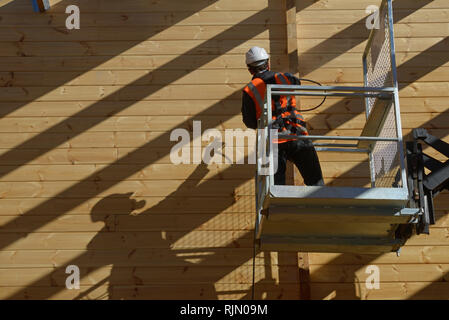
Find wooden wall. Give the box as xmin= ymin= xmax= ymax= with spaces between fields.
xmin=0 ymin=0 xmax=301 ymax=299
xmin=297 ymin=0 xmax=449 ymax=299
xmin=0 ymin=0 xmax=447 ymax=300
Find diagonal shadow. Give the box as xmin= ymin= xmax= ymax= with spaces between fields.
xmin=2 ymin=0 xmax=444 ymax=300
xmin=297 ymin=0 xmax=435 ymax=74
xmin=305 ymin=35 xmax=449 ymax=131
xmin=5 ymin=163 xmax=298 ymax=299
xmin=1 ymin=0 xmax=302 ymax=299
xmin=306 ymin=209 xmax=449 ymax=300
xmin=305 ymin=110 xmax=449 ymax=299
xmin=292 ymin=3 xmax=449 ymax=298
xmin=0 ymin=3 xmax=284 ymax=250
xmin=408 ymin=269 xmax=449 ymax=299
xmin=0 ymin=0 xmax=222 ymax=117
xmin=0 ymin=0 xmax=427 ymax=183
xmin=307 ymin=134 xmax=448 ymax=299
xmin=0 ymin=0 xmax=288 ymax=185
xmin=4 ymin=165 xmax=236 ymax=299
xmin=0 ymin=3 xmax=276 ymax=179
xmin=0 ymin=2 xmax=442 ymax=253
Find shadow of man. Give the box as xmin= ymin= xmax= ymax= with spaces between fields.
xmin=129 ymin=163 xmax=299 ymax=300
xmin=8 ymin=160 xmax=297 ymax=300
xmin=73 ymin=192 xmax=146 ymax=299
xmin=77 ymin=165 xmax=227 ymax=300
xmin=120 ymin=164 xmax=223 ymax=300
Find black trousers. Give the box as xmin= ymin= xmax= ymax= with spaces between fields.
xmin=274 ymin=139 xmax=324 ymax=186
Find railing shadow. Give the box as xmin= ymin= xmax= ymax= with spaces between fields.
xmin=6 ymin=162 xmax=299 ymax=299
xmin=0 ymin=0 xmax=283 ymax=251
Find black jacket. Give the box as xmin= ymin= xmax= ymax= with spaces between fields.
xmin=241 ymin=70 xmax=301 ymax=129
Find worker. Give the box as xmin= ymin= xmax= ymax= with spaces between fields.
xmin=241 ymin=46 xmax=324 ymax=186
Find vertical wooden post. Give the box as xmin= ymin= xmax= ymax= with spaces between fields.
xmin=285 ymin=0 xmax=312 ymax=301
xmin=282 ymin=1 xmax=298 ymax=187
xmin=286 ymin=0 xmax=299 ymax=76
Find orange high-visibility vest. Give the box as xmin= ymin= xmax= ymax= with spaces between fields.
xmin=243 ymin=72 xmax=308 ymax=143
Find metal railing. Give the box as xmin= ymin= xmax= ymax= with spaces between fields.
xmin=253 ymin=84 xmax=409 ymax=243
xmin=256 ymin=0 xmax=405 ymax=191
xmin=257 ymin=85 xmax=407 ymax=189
xmin=363 ymin=0 xmax=403 ymax=188
xmin=253 ymin=0 xmax=414 ymax=253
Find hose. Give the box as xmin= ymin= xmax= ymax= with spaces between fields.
xmin=296 ymin=78 xmax=327 ymax=112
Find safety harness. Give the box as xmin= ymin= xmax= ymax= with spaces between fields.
xmin=243 ymin=72 xmax=308 ymax=142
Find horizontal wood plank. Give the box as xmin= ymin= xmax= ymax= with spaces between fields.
xmin=0 ymin=161 xmax=371 ymax=182
xmin=310 ymin=282 xmax=449 ymax=300
xmin=0 ymin=231 xmax=254 ymax=250
xmin=297 ymin=9 xmax=449 ymax=24
xmin=298 ymin=37 xmax=449 ymax=54
xmin=0 ymin=55 xmax=285 ymax=71
xmin=0 ymin=264 xmax=298 ymax=286
xmin=0 ymin=0 xmax=284 ymax=13
xmin=0 ymin=112 xmax=445 ymax=135
xmin=299 ymin=52 xmax=449 ymax=69
xmin=0 ymin=97 xmax=448 ymax=118
xmin=1 ymin=68 xmax=448 ymax=87
xmin=1 ymin=83 xmax=449 ymax=103
xmin=0 ymin=196 xmax=255 ymax=215
xmin=308 ymin=246 xmax=449 ymax=265
xmin=298 ymin=0 xmax=449 ymax=10
xmin=310 ymin=264 xmax=449 ymax=283
xmin=0 ymin=40 xmax=284 ymax=57
xmin=0 ymin=179 xmax=255 ymax=198
xmin=297 ymin=23 xmax=449 ymax=39
xmin=0 ymin=283 xmax=300 ymax=300
xmin=0 ymin=11 xmax=284 ymax=27
xmin=0 ymin=249 xmax=296 ymax=268
xmin=0 ymin=25 xmax=286 ymax=42
xmin=0 ymin=127 xmax=446 ymax=149
xmin=0 ymin=213 xmax=254 ymax=232
xmin=301 ymin=67 xmax=449 ymax=84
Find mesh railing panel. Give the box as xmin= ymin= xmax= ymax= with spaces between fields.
xmin=364 ymin=0 xmax=401 ymax=187
xmin=365 ymin=2 xmax=393 ymax=113
xmin=371 ymin=103 xmax=401 ymax=187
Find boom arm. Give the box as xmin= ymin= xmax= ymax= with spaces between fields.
xmin=406 ymin=128 xmax=449 ymax=234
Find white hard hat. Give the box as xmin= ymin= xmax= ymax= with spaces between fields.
xmin=245 ymin=46 xmax=269 ymax=65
